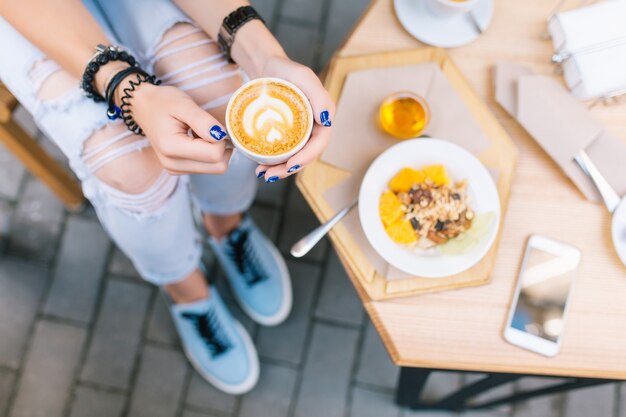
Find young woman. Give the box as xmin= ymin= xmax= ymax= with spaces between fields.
xmin=0 ymin=0 xmax=334 ymax=394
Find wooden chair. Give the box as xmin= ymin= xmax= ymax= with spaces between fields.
xmin=0 ymin=83 xmax=84 ymax=211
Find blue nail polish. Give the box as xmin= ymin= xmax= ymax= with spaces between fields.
xmin=266 ymin=176 xmax=280 ymax=183
xmin=320 ymin=110 xmax=331 ymax=127
xmin=209 ymin=125 xmax=227 ymax=141
xmin=288 ymin=165 xmax=301 ymax=173
xmin=257 ymin=171 xmax=266 ymax=179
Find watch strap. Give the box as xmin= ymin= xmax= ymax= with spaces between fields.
xmin=217 ymin=6 xmax=265 ymax=63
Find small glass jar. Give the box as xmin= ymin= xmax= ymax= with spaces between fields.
xmin=379 ymin=92 xmax=430 ymax=139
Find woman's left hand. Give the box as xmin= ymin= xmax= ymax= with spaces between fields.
xmin=253 ymin=56 xmax=335 ymax=182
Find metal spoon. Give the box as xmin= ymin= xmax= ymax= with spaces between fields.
xmin=574 ymin=149 xmax=626 ymax=265
xmin=467 ymin=10 xmax=484 ymax=35
xmin=290 ymin=200 xmax=358 ymax=258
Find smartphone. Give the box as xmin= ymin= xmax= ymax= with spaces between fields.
xmin=504 ymin=235 xmax=581 ymax=357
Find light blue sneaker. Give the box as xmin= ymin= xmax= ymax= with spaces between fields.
xmin=208 ymin=215 xmax=292 ymax=326
xmin=165 ymin=286 xmax=259 ymax=394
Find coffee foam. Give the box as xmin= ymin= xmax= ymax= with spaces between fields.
xmin=242 ymin=84 xmax=294 ymax=143
xmin=228 ymin=80 xmax=310 ymax=156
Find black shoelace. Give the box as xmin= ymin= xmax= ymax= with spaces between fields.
xmin=182 ymin=310 xmax=232 ymax=357
xmin=225 ymin=227 xmax=267 ymax=287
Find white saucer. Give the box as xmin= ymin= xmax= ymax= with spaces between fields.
xmin=394 ymin=0 xmax=494 ymax=48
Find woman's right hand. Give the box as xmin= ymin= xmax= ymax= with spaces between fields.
xmin=125 ymin=82 xmax=232 ymax=176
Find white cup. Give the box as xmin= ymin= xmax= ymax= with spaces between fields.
xmin=424 ymin=0 xmax=478 ymax=18
xmin=225 ymin=77 xmax=313 ymax=166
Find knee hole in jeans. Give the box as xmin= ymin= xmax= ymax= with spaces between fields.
xmin=82 ymin=123 xmax=178 ymax=214
xmin=30 ymin=60 xmax=179 ymax=215
xmin=152 ymin=23 xmax=244 ymax=123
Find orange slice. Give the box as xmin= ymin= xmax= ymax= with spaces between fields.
xmin=385 ymin=218 xmax=418 ymax=244
xmin=388 ymin=167 xmax=425 ymax=193
xmin=379 ymin=190 xmax=404 ymax=227
xmin=422 ymin=164 xmax=450 ymax=186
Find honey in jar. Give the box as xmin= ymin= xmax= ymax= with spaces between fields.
xmin=379 ymin=92 xmax=430 ymax=139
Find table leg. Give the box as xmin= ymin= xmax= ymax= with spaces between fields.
xmin=470 ymin=377 xmax=615 ymax=410
xmin=395 ymin=367 xmax=431 ymax=408
xmin=0 ymin=119 xmax=84 ymax=211
xmin=395 ymin=367 xmax=616 ymax=411
xmin=435 ymin=373 xmax=520 ymax=410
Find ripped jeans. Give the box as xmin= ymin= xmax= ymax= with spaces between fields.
xmin=0 ymin=0 xmax=258 ymax=285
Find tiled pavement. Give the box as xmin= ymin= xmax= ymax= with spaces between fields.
xmin=0 ymin=0 xmax=624 ymax=416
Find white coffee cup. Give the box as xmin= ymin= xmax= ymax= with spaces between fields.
xmin=225 ymin=77 xmax=314 ymax=166
xmin=424 ymin=0 xmax=478 ymax=18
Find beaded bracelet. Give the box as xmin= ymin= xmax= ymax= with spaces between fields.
xmin=81 ymin=44 xmax=136 ymax=102
xmin=118 ymin=73 xmax=161 ymax=136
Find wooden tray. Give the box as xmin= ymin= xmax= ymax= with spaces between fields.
xmin=296 ymin=47 xmax=518 ymax=300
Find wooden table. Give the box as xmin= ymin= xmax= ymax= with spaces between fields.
xmin=296 ymin=0 xmax=626 ymax=410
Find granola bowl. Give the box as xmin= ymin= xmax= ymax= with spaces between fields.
xmin=359 ymin=138 xmax=500 ymax=278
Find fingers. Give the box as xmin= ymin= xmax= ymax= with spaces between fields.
xmin=255 ymin=164 xmax=270 ymax=179
xmin=254 ymin=124 xmax=332 ymax=182
xmin=282 ymin=66 xmax=335 ymax=127
xmin=173 ymin=98 xmax=229 ymax=144
xmin=162 ymin=148 xmax=233 ymax=175
xmin=132 ymin=85 xmax=232 ymax=172
xmin=256 ymin=162 xmax=289 ymax=183
xmin=286 ymin=124 xmax=331 ymax=168
xmin=164 ymin=131 xmax=229 ymax=164
xmin=148 ymin=98 xmax=229 ymax=165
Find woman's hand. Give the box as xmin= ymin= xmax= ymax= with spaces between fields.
xmin=253 ymin=56 xmax=335 ymax=181
xmin=166 ymin=4 xmax=334 ymax=181
xmin=128 ymin=83 xmax=232 ymax=175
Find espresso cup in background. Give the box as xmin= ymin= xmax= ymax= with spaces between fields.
xmin=225 ymin=77 xmax=314 ymax=165
xmin=424 ymin=0 xmax=478 ymax=18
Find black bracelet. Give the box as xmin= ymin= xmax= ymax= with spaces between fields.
xmin=81 ymin=44 xmax=137 ymax=103
xmin=104 ymin=66 xmax=147 ymax=120
xmin=217 ymin=6 xmax=265 ymax=63
xmin=118 ymin=73 xmax=161 ymax=136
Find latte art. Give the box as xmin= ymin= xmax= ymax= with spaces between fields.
xmin=242 ymin=90 xmax=294 ymax=143
xmin=228 ymin=80 xmax=311 ymax=156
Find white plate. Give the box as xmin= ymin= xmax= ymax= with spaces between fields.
xmin=359 ymin=139 xmax=500 ymax=278
xmin=394 ymin=0 xmax=494 ymax=48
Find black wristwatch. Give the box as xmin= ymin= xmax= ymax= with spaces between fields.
xmin=217 ymin=6 xmax=265 ymax=63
